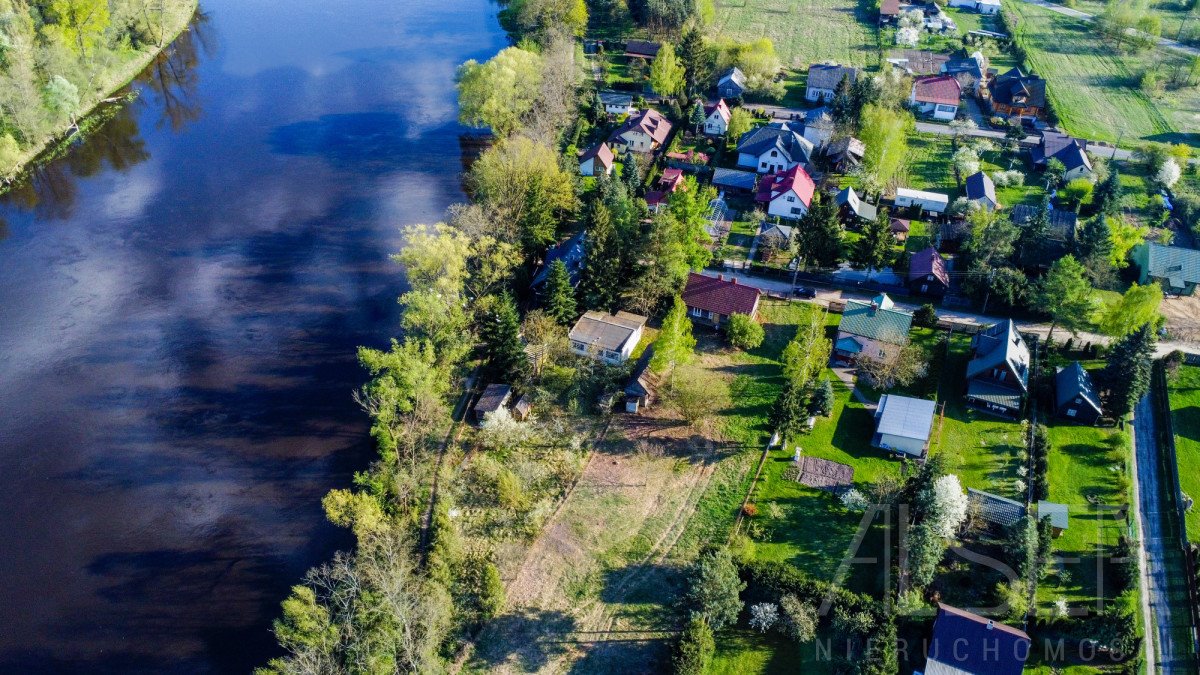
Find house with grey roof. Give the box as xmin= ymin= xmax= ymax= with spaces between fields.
xmin=1136 ymin=242 xmax=1200 ymax=296
xmin=1055 ymin=361 xmax=1103 ymax=425
xmin=569 ymin=311 xmax=647 ymax=365
xmin=1038 ymin=500 xmax=1070 ymax=537
xmin=964 ymin=319 xmax=1030 ymax=417
xmin=597 ymin=90 xmax=635 ymax=116
xmin=717 ymin=67 xmax=747 ymax=99
xmin=824 ymin=136 xmax=865 ymax=170
xmin=835 ymin=185 xmax=878 ymax=224
xmin=736 ymin=122 xmax=815 ymax=174
xmin=802 ymin=107 xmax=837 ymax=148
xmin=531 ymin=231 xmax=586 ymax=290
xmin=624 ymin=347 xmax=658 ymax=413
xmin=806 ymin=63 xmax=858 ymax=102
xmin=834 ymin=293 xmax=914 ymax=365
xmin=1032 ymin=130 xmax=1092 ymax=181
xmin=964 ymin=171 xmax=997 ymax=210
xmin=872 ymin=394 xmax=936 ymax=457
xmin=472 ymin=384 xmax=512 ymax=425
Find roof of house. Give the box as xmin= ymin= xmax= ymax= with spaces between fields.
xmin=1055 ymin=361 xmax=1103 ymax=414
xmin=666 ymin=148 xmax=711 ymax=166
xmin=896 ymin=187 xmax=950 ymax=204
xmin=578 ymin=141 xmax=615 ymax=170
xmin=890 ymin=217 xmax=911 ymax=234
xmin=756 ymin=165 xmax=816 ymax=207
xmin=909 ymin=246 xmax=950 ymax=286
xmin=1033 ymin=130 xmax=1091 ymax=173
xmin=807 ymin=63 xmax=859 ymax=91
xmin=875 ymin=394 xmax=936 ymax=441
xmin=736 ymin=122 xmax=814 ymax=165
xmin=569 ymin=311 xmax=647 ymax=352
xmin=598 ymin=90 xmax=633 ymax=107
xmin=531 ymin=231 xmax=586 ymax=288
xmin=646 ymin=168 xmax=685 ymax=206
xmin=965 ymin=171 xmax=997 ymax=204
xmin=838 ymin=293 xmax=914 ymax=345
xmin=927 ymin=604 xmax=1031 ymax=675
xmin=989 ymin=67 xmax=1047 ymax=109
xmin=966 ymin=378 xmax=1025 ymax=410
xmin=967 ymin=319 xmax=1030 ymax=390
xmin=967 ymin=488 xmax=1027 ymax=527
xmin=1143 ymin=242 xmax=1200 ymax=289
xmin=712 ymin=167 xmax=758 ymax=190
xmin=624 ymin=39 xmax=661 ymax=58
xmin=880 ymin=0 xmax=901 ymax=15
xmin=944 ymin=51 xmax=987 ymax=79
xmin=804 ymin=106 xmax=837 ymax=131
xmin=1009 ymin=204 xmax=1077 ymax=241
xmin=912 ymin=75 xmax=962 ymax=106
xmin=887 ymin=49 xmax=950 ymax=75
xmin=474 ymin=384 xmax=512 ymax=416
xmin=612 ymin=108 xmax=673 ymax=146
xmin=1038 ymin=501 xmax=1069 ymax=529
xmin=683 ymin=272 xmax=762 ymax=317
xmin=625 ymin=347 xmax=658 ymax=400
xmin=705 ymin=99 xmax=732 ymax=123
xmin=835 ymin=186 xmax=878 ymax=220
xmin=758 ymin=222 xmax=795 ymax=241
xmin=718 ymin=66 xmax=747 ymax=89
xmin=824 ymin=136 xmax=866 ymax=160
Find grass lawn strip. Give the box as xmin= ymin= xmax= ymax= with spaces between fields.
xmin=1167 ymin=365 xmax=1200 ymax=542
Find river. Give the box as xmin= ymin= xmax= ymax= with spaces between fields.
xmin=0 ymin=1 xmax=505 ymax=671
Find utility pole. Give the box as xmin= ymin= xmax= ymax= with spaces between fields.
xmin=980 ymin=267 xmax=997 ymax=314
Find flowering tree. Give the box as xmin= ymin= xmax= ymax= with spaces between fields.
xmin=749 ymin=603 xmax=779 ymax=633
xmin=1157 ymin=158 xmax=1181 ymax=188
xmin=931 ymin=474 xmax=969 ymax=538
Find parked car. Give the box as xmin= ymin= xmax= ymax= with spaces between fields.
xmin=793 ymin=286 xmax=817 ymax=299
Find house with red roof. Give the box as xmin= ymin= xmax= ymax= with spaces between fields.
xmin=756 ymin=165 xmax=815 ymax=221
xmin=645 ymin=168 xmax=685 ymax=212
xmin=578 ymin=142 xmax=614 ymax=177
xmin=682 ymin=272 xmax=762 ymax=328
xmin=908 ymin=246 xmax=950 ymax=297
xmin=703 ymin=99 xmax=732 ymax=136
xmin=910 ymin=75 xmax=961 ymax=121
xmin=609 ymin=108 xmax=673 ymax=153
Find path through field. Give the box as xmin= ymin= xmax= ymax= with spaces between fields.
xmin=468 ymin=415 xmax=732 ymax=674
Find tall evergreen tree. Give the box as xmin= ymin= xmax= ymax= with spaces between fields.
xmin=851 ymin=209 xmax=895 ymax=278
xmin=796 ymin=194 xmax=843 ymax=268
xmin=1102 ymin=323 xmax=1156 ymax=417
xmin=809 ymin=378 xmax=834 ymax=416
xmin=1093 ymin=165 xmax=1123 ymax=216
xmin=1016 ymin=196 xmax=1051 ymax=269
xmin=1075 ymin=215 xmax=1116 ymax=285
xmin=650 ymin=295 xmax=696 ymax=373
xmin=542 ymin=259 xmax=577 ymax=324
xmin=479 ymin=293 xmax=528 ymax=383
xmin=519 ymin=176 xmax=559 ymax=256
xmin=678 ymin=28 xmax=710 ymax=97
xmin=578 ymin=202 xmax=623 ymax=312
xmin=1035 ymin=255 xmax=1095 ymax=342
xmin=623 ymin=152 xmax=642 ymax=195
xmin=690 ymin=100 xmax=706 ymax=134
xmin=770 ymin=379 xmax=808 ymax=446
xmin=831 ymin=74 xmax=855 ymax=125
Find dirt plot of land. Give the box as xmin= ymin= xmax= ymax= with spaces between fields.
xmin=1162 ymin=295 xmax=1200 ymax=342
xmin=466 ymin=409 xmax=739 ymax=674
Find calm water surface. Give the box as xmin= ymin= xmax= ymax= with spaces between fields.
xmin=0 ymin=1 xmax=505 ymax=671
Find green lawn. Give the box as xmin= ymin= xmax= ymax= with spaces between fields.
xmin=1168 ymin=364 xmax=1200 ymax=542
xmin=903 ymin=134 xmax=959 ymax=194
xmin=710 ymin=627 xmax=834 ymax=674
xmin=713 ymin=0 xmax=879 ymax=68
xmin=1006 ymin=1 xmax=1200 ymax=148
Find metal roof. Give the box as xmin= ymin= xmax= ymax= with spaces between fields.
xmin=874 ymin=394 xmax=936 ymax=441
xmin=966 ymin=379 xmax=1024 ymax=410
xmin=838 ymin=295 xmax=913 ymax=345
xmin=966 ymin=320 xmax=1030 ymax=389
xmin=927 ymin=604 xmax=1031 ymax=675
xmin=569 ymin=311 xmax=647 ymax=351
xmin=965 ymin=171 xmax=996 ymax=205
xmin=1037 ymin=501 xmax=1069 ymax=530
xmin=712 ymin=167 xmax=757 ymax=190
xmin=1144 ymin=242 xmax=1200 ymax=289
xmin=1054 ymin=361 xmax=1102 ymax=413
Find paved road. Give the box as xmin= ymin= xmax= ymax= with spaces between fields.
xmin=702 ymin=270 xmax=1200 ymax=356
xmin=1132 ymin=394 xmax=1193 ymax=672
xmin=1019 ymin=0 xmax=1200 ymax=58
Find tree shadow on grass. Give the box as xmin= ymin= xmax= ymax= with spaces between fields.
xmin=472 ymin=609 xmax=579 ymax=672
xmin=1174 ymin=405 xmax=1200 ymax=442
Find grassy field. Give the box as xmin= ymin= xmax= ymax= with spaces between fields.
xmin=713 ymin=0 xmax=880 ymax=68
xmin=1006 ymin=1 xmax=1200 ymax=148
xmin=1168 ymin=364 xmax=1200 ymax=542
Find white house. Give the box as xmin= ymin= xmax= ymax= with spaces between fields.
xmin=806 ymin=63 xmax=858 ymax=102
xmin=703 ymin=99 xmax=732 ymax=136
xmin=569 ymin=311 xmax=648 ymax=365
xmin=895 ymin=187 xmax=949 ymax=214
xmin=578 ymin=142 xmax=615 ymax=177
xmin=802 ymin=107 xmax=837 ymax=149
xmin=598 ymin=90 xmax=635 ymax=116
xmin=949 ymin=0 xmax=1000 ymax=13
xmin=910 ymin=75 xmax=961 ymax=121
xmin=872 ymin=394 xmax=936 ymax=457
xmin=609 ymin=108 xmax=673 ymax=153
xmin=756 ymin=165 xmax=815 ymax=221
xmin=735 ymin=122 xmax=814 ymax=174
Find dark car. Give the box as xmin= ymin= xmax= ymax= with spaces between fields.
xmin=793 ymin=286 xmax=817 ymax=299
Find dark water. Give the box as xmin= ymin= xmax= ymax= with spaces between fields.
xmin=0 ymin=1 xmax=505 ymax=671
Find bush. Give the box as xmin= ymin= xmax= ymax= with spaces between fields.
xmin=726 ymin=313 xmax=765 ymax=349
xmin=914 ymin=303 xmax=938 ymax=328
xmin=742 ymin=503 xmax=759 ymax=517
xmin=673 ymin=617 xmax=715 ymax=675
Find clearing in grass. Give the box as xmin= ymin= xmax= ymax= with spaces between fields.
xmin=713 ymin=0 xmax=879 ymax=69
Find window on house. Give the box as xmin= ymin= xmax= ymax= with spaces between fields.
xmin=770 ymin=150 xmax=778 ymax=157
xmin=1066 ymin=408 xmax=1077 ymax=417
xmin=760 ymin=161 xmax=768 ymax=169
xmin=571 ymin=340 xmax=585 ymax=351
xmin=787 ymin=196 xmax=795 ymax=202
xmin=691 ymin=306 xmax=701 ymax=317
xmin=791 ymin=207 xmax=803 ymax=215
xmin=1075 ymin=397 xmax=1082 ymax=404
xmin=878 ymin=349 xmax=886 ymax=357
xmin=921 ymin=284 xmax=929 ymax=292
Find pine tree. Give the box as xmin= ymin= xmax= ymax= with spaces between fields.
xmin=690 ymin=101 xmax=706 ymax=134
xmin=479 ymin=293 xmax=528 ymax=383
xmin=1102 ymin=323 xmax=1156 ymax=418
xmin=809 ymin=378 xmax=834 ymax=416
xmin=678 ymin=28 xmax=710 ymax=97
xmin=650 ymin=296 xmax=696 ymax=373
xmin=1016 ymin=195 xmax=1051 ymax=269
xmin=796 ymin=194 xmax=843 ymax=268
xmin=1075 ymin=215 xmax=1115 ymax=284
xmin=851 ymin=210 xmax=895 ymax=278
xmin=623 ymin=152 xmax=642 ymax=195
xmin=542 ymin=259 xmax=577 ymax=324
xmin=578 ymin=202 xmax=623 ymax=312
xmin=673 ymin=617 xmax=715 ymax=675
xmin=770 ymin=379 xmax=808 ymax=445
xmin=831 ymin=74 xmax=855 ymax=125
xmin=1093 ymin=165 xmax=1123 ymax=216
xmin=519 ymin=177 xmax=558 ymax=256
xmin=685 ymin=548 xmax=745 ymax=630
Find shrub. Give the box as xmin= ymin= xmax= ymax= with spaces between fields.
xmin=778 ymin=594 xmax=817 ymax=642
xmin=726 ymin=312 xmax=765 ymax=349
xmin=742 ymin=503 xmax=759 ymax=517
xmin=673 ymin=617 xmax=715 ymax=675
xmin=686 ymin=548 xmax=746 ymax=630
xmin=749 ymin=603 xmax=779 ymax=632
xmin=914 ymin=303 xmax=938 ymax=328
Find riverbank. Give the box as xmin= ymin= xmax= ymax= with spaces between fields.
xmin=1 ymin=1 xmax=200 ymax=186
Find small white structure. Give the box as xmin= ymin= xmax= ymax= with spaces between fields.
xmin=569 ymin=311 xmax=648 ymax=365
xmin=598 ymin=90 xmax=635 ymax=116
xmin=895 ymin=187 xmax=950 ymax=214
xmin=950 ymin=0 xmax=1000 ymax=13
xmin=872 ymin=394 xmax=937 ymax=458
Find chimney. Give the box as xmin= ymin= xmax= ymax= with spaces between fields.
xmin=717 ymin=274 xmax=724 ymax=281
xmin=986 ymin=621 xmax=994 ymax=631
xmin=730 ymin=277 xmax=737 ymax=285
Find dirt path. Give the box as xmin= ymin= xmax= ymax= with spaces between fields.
xmin=468 ymin=415 xmax=726 ymax=674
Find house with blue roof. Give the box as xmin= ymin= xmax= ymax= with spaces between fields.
xmin=964 ymin=319 xmax=1030 ymax=418
xmin=834 ymin=293 xmax=914 ymax=365
xmin=531 ymin=232 xmax=586 ymax=291
xmin=1055 ymin=361 xmax=1103 ymax=425
xmin=873 ymin=394 xmax=936 ymax=457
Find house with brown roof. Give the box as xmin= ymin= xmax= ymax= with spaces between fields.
xmin=879 ymin=0 xmax=902 ymax=23
xmin=908 ymin=246 xmax=950 ymax=297
xmin=887 ymin=49 xmax=951 ymax=76
xmin=682 ymin=272 xmax=762 ymax=328
xmin=610 ymin=109 xmax=673 ymax=153
xmin=910 ymin=75 xmax=961 ymax=121
xmin=624 ymin=39 xmax=661 ymax=59
xmin=986 ymin=68 xmax=1047 ymax=118
xmin=578 ymin=142 xmax=615 ymax=177
xmin=645 ymin=167 xmax=685 ymax=212
xmin=890 ymin=217 xmax=911 ymax=242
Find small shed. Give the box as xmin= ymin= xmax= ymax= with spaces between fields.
xmin=967 ymin=488 xmax=1026 ymax=527
xmin=472 ymin=384 xmax=512 ymax=425
xmin=712 ymin=167 xmax=758 ymax=194
xmin=1037 ymin=500 xmax=1069 ymax=537
xmin=624 ymin=348 xmax=658 ymax=413
xmin=513 ymin=394 xmax=533 ymax=421
xmin=872 ymin=394 xmax=937 ymax=458
xmin=890 ymin=218 xmax=911 ymax=242
xmin=895 ymin=187 xmax=949 ymax=214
